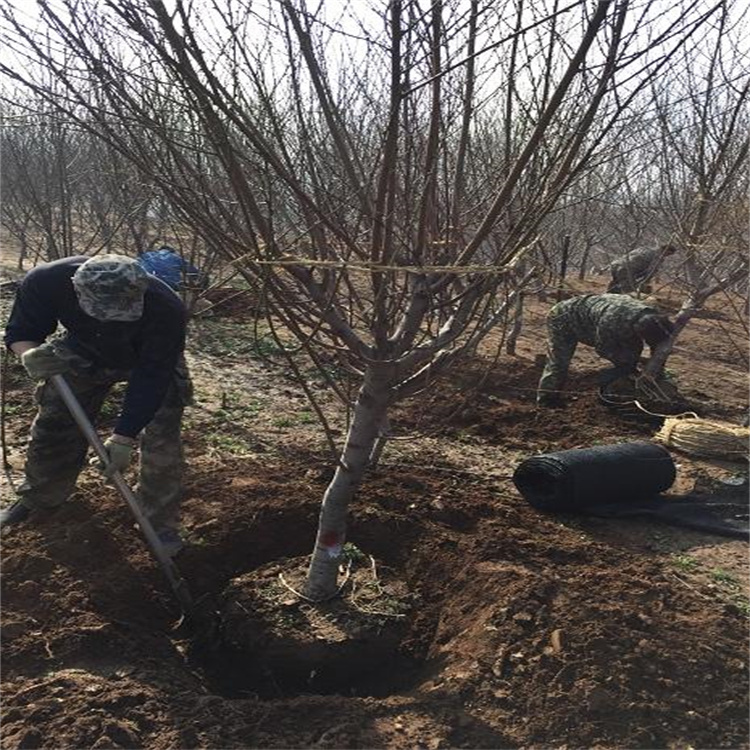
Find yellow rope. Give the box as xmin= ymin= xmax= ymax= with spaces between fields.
xmin=633 ymin=400 xmax=698 ymax=420
xmin=230 ymin=255 xmax=522 ymax=275
xmin=228 ymin=242 xmax=535 ymax=276
xmin=655 ymin=416 xmax=749 ymax=459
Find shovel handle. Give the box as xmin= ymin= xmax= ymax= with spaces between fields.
xmin=50 ymin=374 xmax=195 ymax=614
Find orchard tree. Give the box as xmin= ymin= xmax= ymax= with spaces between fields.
xmin=0 ymin=0 xmax=727 ymax=600
xmin=642 ymin=5 xmax=749 ymax=375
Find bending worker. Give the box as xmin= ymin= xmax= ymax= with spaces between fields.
xmin=537 ymin=293 xmax=674 ymax=406
xmin=1 ymin=255 xmax=192 ymax=556
xmin=607 ymin=243 xmax=678 ymax=294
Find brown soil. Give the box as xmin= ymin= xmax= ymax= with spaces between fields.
xmin=1 ymin=275 xmax=748 ymax=749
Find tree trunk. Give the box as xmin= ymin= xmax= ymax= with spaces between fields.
xmin=578 ymin=242 xmax=591 ymax=280
xmin=556 ymin=234 xmax=570 ymax=301
xmin=303 ymin=365 xmax=392 ymax=600
xmin=506 ymin=291 xmax=525 ymax=355
xmin=368 ymin=415 xmax=391 ymax=472
xmin=645 ymin=261 xmax=747 ymax=377
xmin=643 ymin=298 xmax=699 ymax=376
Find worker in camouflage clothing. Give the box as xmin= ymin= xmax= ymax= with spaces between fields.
xmin=1 ymin=255 xmax=192 ymax=556
xmin=607 ymin=243 xmax=679 ymax=293
xmin=537 ymin=293 xmax=674 ymax=406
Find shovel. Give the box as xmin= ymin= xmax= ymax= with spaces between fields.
xmin=50 ymin=373 xmax=196 ymax=618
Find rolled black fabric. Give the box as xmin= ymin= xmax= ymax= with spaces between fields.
xmin=513 ymin=442 xmax=748 ymax=539
xmin=513 ymin=441 xmax=676 ymax=512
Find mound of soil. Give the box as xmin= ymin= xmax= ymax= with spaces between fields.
xmin=392 ymin=357 xmax=656 ymax=449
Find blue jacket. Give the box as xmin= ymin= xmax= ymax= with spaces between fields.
xmin=138 ymin=248 xmax=201 ymax=291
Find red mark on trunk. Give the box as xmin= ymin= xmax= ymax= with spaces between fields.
xmin=320 ymin=530 xmax=341 ymax=548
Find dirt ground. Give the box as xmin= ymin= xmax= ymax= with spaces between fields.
xmin=1 ymin=265 xmax=748 ymax=749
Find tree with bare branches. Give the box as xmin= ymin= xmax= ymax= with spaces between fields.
xmin=642 ymin=7 xmax=749 ymax=375
xmin=0 ymin=0 xmax=732 ymax=600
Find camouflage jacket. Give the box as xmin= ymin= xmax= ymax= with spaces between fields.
xmin=549 ymin=294 xmax=661 ymax=362
xmin=609 ymin=246 xmax=665 ymax=281
xmin=5 ymin=256 xmax=187 ymax=437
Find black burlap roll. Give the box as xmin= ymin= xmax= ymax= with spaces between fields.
xmin=513 ymin=441 xmax=676 ymax=512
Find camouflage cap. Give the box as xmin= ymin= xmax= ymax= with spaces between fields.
xmin=72 ymin=255 xmax=149 ymax=322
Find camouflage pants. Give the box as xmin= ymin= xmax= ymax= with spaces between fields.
xmin=17 ymin=356 xmax=192 ymax=532
xmin=537 ymin=306 xmax=639 ymax=399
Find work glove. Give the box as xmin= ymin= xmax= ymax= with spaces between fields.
xmin=21 ymin=343 xmax=72 ymax=380
xmin=90 ymin=437 xmax=136 ymax=478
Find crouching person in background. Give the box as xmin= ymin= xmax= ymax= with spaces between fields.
xmin=537 ymin=293 xmax=674 ymax=407
xmin=607 ymin=243 xmax=679 ymax=294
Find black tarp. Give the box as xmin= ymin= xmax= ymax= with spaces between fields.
xmin=513 ymin=442 xmax=748 ymax=539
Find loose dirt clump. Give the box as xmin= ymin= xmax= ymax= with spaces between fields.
xmin=430 ymin=517 xmax=748 ymax=749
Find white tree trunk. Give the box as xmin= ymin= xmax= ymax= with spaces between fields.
xmin=303 ymin=365 xmax=391 ymax=600
xmin=644 ymin=296 xmax=701 ymax=376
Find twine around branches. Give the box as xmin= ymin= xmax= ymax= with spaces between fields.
xmin=229 ymin=251 xmax=532 ymax=276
